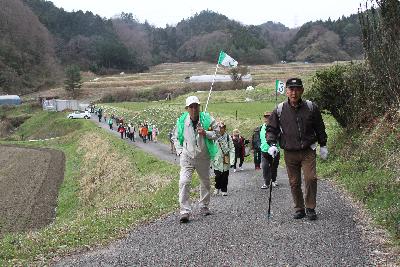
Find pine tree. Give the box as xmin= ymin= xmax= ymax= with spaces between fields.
xmin=64 ymin=65 xmax=82 ymax=97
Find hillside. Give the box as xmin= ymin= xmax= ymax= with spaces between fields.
xmin=0 ymin=0 xmax=364 ymax=95
xmin=0 ymin=0 xmax=60 ymax=95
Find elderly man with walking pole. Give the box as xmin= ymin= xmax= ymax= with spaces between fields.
xmin=267 ymin=78 xmax=328 ymax=221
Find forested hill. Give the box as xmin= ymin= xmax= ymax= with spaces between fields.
xmin=1 ymin=0 xmax=363 ymax=95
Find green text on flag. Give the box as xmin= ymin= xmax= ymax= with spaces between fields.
xmin=275 ymin=80 xmax=285 ymax=95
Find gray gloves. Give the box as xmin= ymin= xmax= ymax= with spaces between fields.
xmin=320 ymin=146 xmax=328 ymax=160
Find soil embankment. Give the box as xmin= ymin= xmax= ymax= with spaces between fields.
xmin=0 ymin=145 xmax=65 ymax=236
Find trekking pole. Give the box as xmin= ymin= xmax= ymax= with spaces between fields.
xmin=267 ymin=156 xmax=274 ymax=221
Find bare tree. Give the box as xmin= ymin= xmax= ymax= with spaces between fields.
xmin=359 ymin=0 xmax=400 ymax=107
xmin=228 ymin=65 xmax=249 ymax=89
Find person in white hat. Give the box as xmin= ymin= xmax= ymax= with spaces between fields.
xmin=172 ymin=95 xmax=220 ymax=223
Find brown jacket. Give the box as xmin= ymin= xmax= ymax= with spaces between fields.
xmin=266 ymin=99 xmax=327 ymax=151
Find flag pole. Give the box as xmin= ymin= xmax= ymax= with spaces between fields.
xmin=275 ymin=82 xmax=278 ymax=108
xmin=204 ymin=63 xmax=219 ymax=113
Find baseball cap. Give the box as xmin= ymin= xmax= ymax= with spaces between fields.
xmin=185 ymin=96 xmax=200 ymax=107
xmin=286 ymin=78 xmax=303 ymax=88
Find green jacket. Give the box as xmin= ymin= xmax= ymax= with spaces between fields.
xmin=212 ymin=133 xmax=235 ymax=171
xmin=260 ymin=124 xmax=280 ymax=153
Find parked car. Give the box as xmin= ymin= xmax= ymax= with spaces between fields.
xmin=67 ymin=110 xmax=91 ymax=119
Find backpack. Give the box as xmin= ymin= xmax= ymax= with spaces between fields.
xmin=252 ymin=126 xmax=262 ymax=149
xmin=277 ymin=100 xmax=313 ymax=119
xmin=275 ymin=100 xmax=314 ymax=138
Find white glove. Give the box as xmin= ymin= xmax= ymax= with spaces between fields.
xmin=310 ymin=143 xmax=317 ymax=150
xmin=320 ymin=146 xmax=328 ymax=160
xmin=268 ymin=145 xmax=278 ymax=158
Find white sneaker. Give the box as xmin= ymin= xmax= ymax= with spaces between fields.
xmin=214 ymin=189 xmax=220 ymax=195
xmin=261 ymin=184 xmax=269 ymax=189
xmin=233 ymin=168 xmax=237 ymax=173
xmin=239 ymin=167 xmax=244 ymax=171
xmin=272 ymin=182 xmax=278 ymax=187
xmin=222 ymin=192 xmax=228 ymax=196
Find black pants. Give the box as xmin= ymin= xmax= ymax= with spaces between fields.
xmin=261 ymin=152 xmax=280 ymax=185
xmin=233 ymin=155 xmax=244 ymax=169
xmin=214 ymin=170 xmax=229 ymax=192
xmin=254 ymin=148 xmax=261 ymax=168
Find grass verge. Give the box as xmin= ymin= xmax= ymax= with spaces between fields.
xmin=317 ymin=116 xmax=400 ymax=246
xmin=0 ymin=109 xmax=186 ymax=266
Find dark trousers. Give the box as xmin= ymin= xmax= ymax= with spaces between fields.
xmin=120 ymin=132 xmax=124 ymax=139
xmin=109 ymin=124 xmax=112 ymax=130
xmin=148 ymin=132 xmax=152 ymax=141
xmin=254 ymin=148 xmax=261 ymax=168
xmin=233 ymin=155 xmax=244 ymax=169
xmin=214 ymin=170 xmax=229 ymax=192
xmin=284 ymin=148 xmax=317 ymax=211
xmin=261 ymin=152 xmax=280 ymax=185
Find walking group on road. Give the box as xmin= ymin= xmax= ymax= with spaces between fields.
xmin=172 ymin=77 xmax=328 ymax=223
xmin=92 ymin=108 xmax=159 ymax=145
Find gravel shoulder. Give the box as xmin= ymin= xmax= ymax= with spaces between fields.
xmin=54 ymin=118 xmax=398 ymax=266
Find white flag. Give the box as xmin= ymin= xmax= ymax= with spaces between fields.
xmin=275 ymin=79 xmax=285 ymax=95
xmin=218 ymin=51 xmax=238 ymax=67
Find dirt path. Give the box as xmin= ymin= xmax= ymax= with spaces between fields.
xmin=53 ymin=118 xmax=397 ymax=266
xmin=0 ymin=145 xmax=65 ymax=237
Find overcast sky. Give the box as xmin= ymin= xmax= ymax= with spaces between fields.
xmin=50 ymin=0 xmax=363 ymax=28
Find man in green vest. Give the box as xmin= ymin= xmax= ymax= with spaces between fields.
xmin=172 ymin=95 xmax=220 ymax=223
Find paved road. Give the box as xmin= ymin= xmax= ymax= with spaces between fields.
xmin=55 ymin=116 xmax=384 ymax=266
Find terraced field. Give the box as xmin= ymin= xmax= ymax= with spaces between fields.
xmin=25 ymin=61 xmax=335 ymax=102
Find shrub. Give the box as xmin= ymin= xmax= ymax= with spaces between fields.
xmin=306 ymin=62 xmax=386 ymax=128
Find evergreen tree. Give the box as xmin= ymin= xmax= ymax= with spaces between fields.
xmin=64 ymin=65 xmax=82 ymax=97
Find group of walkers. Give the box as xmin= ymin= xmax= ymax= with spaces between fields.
xmin=172 ymin=77 xmax=328 ymax=224
xmin=91 ymin=108 xmax=159 ymax=143
xmin=91 ymin=77 xmax=329 ymax=225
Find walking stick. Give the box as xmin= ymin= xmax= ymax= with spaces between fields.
xmin=267 ymin=156 xmax=274 ymax=221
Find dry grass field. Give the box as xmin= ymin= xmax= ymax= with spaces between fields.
xmin=24 ymin=61 xmax=335 ymax=102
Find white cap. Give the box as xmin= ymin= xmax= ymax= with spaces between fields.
xmin=185 ymin=96 xmax=200 ymax=107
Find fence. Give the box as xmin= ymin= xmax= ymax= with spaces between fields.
xmin=42 ymin=99 xmax=89 ymax=112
